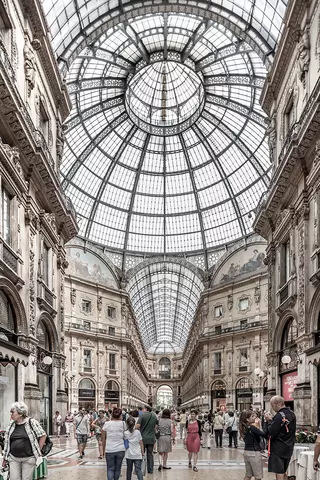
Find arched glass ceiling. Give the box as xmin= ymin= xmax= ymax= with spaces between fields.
xmin=42 ymin=0 xmax=287 ymax=70
xmin=60 ymin=12 xmax=273 ymax=255
xmin=127 ymin=262 xmax=203 ymax=354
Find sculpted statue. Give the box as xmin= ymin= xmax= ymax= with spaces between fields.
xmin=297 ymin=30 xmax=310 ymax=82
xmin=266 ymin=114 xmax=277 ymax=163
xmin=56 ymin=122 xmax=65 ymax=167
xmin=24 ymin=37 xmax=36 ymax=95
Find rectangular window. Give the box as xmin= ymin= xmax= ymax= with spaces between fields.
xmin=214 ymin=305 xmax=223 ymax=318
xmin=239 ymin=298 xmax=249 ymax=311
xmin=215 ymin=325 xmax=222 ymax=335
xmin=83 ymin=321 xmax=91 ymax=331
xmin=83 ymin=349 xmax=92 ymax=369
xmin=39 ymin=102 xmax=49 ymax=143
xmin=280 ymin=240 xmax=290 ymax=286
xmin=109 ymin=353 xmax=116 ymax=371
xmin=82 ymin=300 xmax=92 ymax=314
xmin=1 ymin=186 xmax=11 ymax=245
xmin=285 ymin=97 xmax=294 ymax=135
xmin=109 ymin=326 xmax=115 ymax=336
xmin=213 ymin=352 xmax=222 ymax=373
xmin=240 ymin=319 xmax=248 ymax=329
xmin=239 ymin=348 xmax=248 ymax=371
xmin=178 ymin=386 xmax=181 ymax=396
xmin=107 ymin=306 xmax=116 ymax=319
xmin=42 ymin=244 xmax=50 ymax=286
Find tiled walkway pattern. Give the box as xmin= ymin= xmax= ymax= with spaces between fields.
xmin=46 ymin=435 xmax=276 ymax=479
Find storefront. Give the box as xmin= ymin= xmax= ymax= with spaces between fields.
xmin=211 ymin=380 xmax=227 ymax=411
xmin=104 ymin=380 xmax=119 ymax=407
xmin=36 ymin=320 xmax=53 ymax=434
xmin=236 ymin=378 xmax=253 ymax=411
xmin=281 ymin=370 xmax=298 ymax=410
xmin=79 ymin=378 xmax=96 ymax=409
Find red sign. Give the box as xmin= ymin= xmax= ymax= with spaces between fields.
xmin=282 ymin=371 xmax=298 ymax=401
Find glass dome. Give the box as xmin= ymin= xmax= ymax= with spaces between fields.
xmin=60 ymin=12 xmax=273 ymax=255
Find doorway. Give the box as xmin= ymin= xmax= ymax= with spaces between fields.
xmin=157 ymin=385 xmax=173 ymax=408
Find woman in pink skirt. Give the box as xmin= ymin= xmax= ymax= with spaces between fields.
xmin=184 ymin=410 xmax=202 ymax=472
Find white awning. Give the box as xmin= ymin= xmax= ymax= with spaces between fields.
xmin=0 ymin=344 xmax=29 ymax=366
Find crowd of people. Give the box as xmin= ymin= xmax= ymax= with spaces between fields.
xmin=3 ymin=396 xmax=320 ymax=480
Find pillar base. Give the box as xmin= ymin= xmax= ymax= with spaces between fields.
xmin=24 ymin=383 xmax=42 ymax=420
xmin=292 ymin=382 xmax=312 ymax=429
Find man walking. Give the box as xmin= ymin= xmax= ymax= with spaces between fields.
xmin=74 ymin=408 xmax=91 ymax=460
xmin=265 ymin=396 xmax=296 ymax=480
xmin=136 ymin=405 xmax=158 ymax=474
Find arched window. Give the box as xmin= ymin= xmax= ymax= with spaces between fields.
xmin=79 ymin=378 xmax=95 ymax=390
xmin=79 ymin=378 xmax=96 ymax=409
xmin=37 ymin=320 xmax=52 ymax=352
xmin=159 ymin=357 xmax=171 ymax=379
xmin=104 ymin=380 xmax=119 ymax=403
xmin=0 ymin=291 xmax=17 ymax=343
xmin=281 ymin=318 xmax=297 ymax=350
xmin=106 ymin=380 xmax=119 ymax=391
xmin=236 ymin=378 xmax=253 ymax=389
xmin=315 ymin=312 xmax=320 ymax=345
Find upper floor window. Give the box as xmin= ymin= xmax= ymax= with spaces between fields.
xmin=285 ymin=96 xmax=294 ymax=135
xmin=239 ymin=348 xmax=248 ymax=371
xmin=281 ymin=240 xmax=290 ymax=286
xmin=240 ymin=319 xmax=248 ymax=329
xmin=109 ymin=326 xmax=115 ymax=336
xmin=107 ymin=306 xmax=116 ymax=319
xmin=39 ymin=100 xmax=49 ymax=143
xmin=215 ymin=325 xmax=222 ymax=335
xmin=82 ymin=299 xmax=92 ymax=314
xmin=159 ymin=357 xmax=171 ymax=379
xmin=239 ymin=297 xmax=249 ymax=311
xmin=213 ymin=352 xmax=222 ymax=373
xmin=214 ymin=305 xmax=223 ymax=318
xmin=83 ymin=321 xmax=91 ymax=331
xmin=83 ymin=349 xmax=92 ymax=369
xmin=281 ymin=318 xmax=297 ymax=350
xmin=109 ymin=353 xmax=116 ymax=371
xmin=1 ymin=186 xmax=11 ymax=245
xmin=42 ymin=243 xmax=50 ymax=286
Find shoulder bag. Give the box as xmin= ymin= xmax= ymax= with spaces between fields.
xmin=29 ymin=419 xmax=53 ymax=456
xmin=226 ymin=418 xmax=235 ymax=434
xmin=123 ymin=422 xmax=129 ymax=449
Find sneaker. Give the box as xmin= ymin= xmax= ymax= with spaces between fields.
xmin=78 ymin=456 xmax=83 ymax=460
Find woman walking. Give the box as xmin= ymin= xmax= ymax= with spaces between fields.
xmin=213 ymin=411 xmax=225 ymax=448
xmin=2 ymin=402 xmax=47 ymax=480
xmin=157 ymin=408 xmax=175 ymax=471
xmin=184 ymin=410 xmax=201 ymax=472
xmin=124 ymin=416 xmax=144 ymax=480
xmin=53 ymin=411 xmax=62 ymax=437
xmin=239 ymin=410 xmax=267 ymax=480
xmin=102 ymin=407 xmax=126 ymax=480
xmin=64 ymin=411 xmax=74 ymax=437
xmin=226 ymin=411 xmax=239 ymax=448
xmin=92 ymin=410 xmax=108 ymax=459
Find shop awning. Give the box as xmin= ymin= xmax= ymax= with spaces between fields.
xmin=0 ymin=339 xmax=30 ymax=366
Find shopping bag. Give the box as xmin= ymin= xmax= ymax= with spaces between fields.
xmin=141 ymin=455 xmax=147 ymax=476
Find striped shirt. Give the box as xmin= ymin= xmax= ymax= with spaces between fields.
xmin=4 ymin=417 xmax=46 ymax=460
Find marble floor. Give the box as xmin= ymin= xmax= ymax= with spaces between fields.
xmin=46 ymin=434 xmax=276 ymax=479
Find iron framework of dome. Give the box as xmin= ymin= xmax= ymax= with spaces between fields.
xmin=41 ymin=1 xmax=288 ymax=354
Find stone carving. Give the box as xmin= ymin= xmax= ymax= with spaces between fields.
xmin=298 ymin=226 xmax=305 ymax=332
xmin=97 ymin=295 xmax=102 ymax=312
xmin=254 ymin=286 xmax=261 ymax=304
xmin=314 ymin=140 xmax=320 ymax=166
xmin=24 ymin=36 xmax=36 ymax=96
xmin=56 ymin=121 xmax=65 ymax=167
xmin=220 ymin=249 xmax=266 ymax=283
xmin=43 ymin=213 xmax=57 ymax=232
xmin=70 ymin=288 xmax=76 ymax=306
xmin=0 ymin=138 xmax=23 ymax=177
xmin=298 ymin=29 xmax=310 ymax=84
xmin=227 ymin=294 xmax=233 ymax=310
xmin=60 ymin=272 xmax=65 ymax=342
xmin=66 ymin=248 xmax=117 ymax=288
xmin=266 ymin=114 xmax=277 ymax=163
xmin=29 ymin=232 xmax=35 ymax=335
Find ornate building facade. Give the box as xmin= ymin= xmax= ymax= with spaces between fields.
xmin=63 ymin=240 xmax=148 ymax=411
xmin=0 ymin=0 xmax=77 ymax=432
xmin=254 ymin=0 xmax=320 ymax=429
xmin=181 ymin=238 xmax=268 ymax=413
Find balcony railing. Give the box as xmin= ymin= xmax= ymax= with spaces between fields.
xmin=203 ymin=320 xmax=268 ymax=339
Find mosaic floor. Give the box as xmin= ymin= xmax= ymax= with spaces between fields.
xmin=46 ymin=434 xmax=276 ymax=479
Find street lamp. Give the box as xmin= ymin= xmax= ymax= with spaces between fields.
xmin=281 ymin=355 xmax=291 ymax=367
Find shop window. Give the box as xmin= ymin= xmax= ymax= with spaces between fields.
xmin=109 ymin=353 xmax=116 ymax=372
xmin=107 ymin=306 xmax=116 ymax=319
xmin=82 ymin=299 xmax=92 ymax=314
xmin=214 ymin=305 xmax=223 ymax=318
xmin=109 ymin=326 xmax=115 ymax=336
xmin=213 ymin=352 xmax=222 ymax=374
xmin=239 ymin=298 xmax=249 ymax=311
xmin=1 ymin=185 xmax=11 ymax=245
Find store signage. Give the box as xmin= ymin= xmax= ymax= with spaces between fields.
xmin=282 ymin=371 xmax=298 ymax=401
xmin=79 ymin=388 xmax=96 ymax=398
xmin=104 ymin=390 xmax=119 ymax=399
xmin=236 ymin=388 xmax=253 ymax=397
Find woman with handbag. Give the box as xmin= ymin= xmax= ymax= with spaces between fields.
xmin=157 ymin=409 xmax=175 ymax=471
xmin=2 ymin=402 xmax=47 ymax=480
xmin=226 ymin=411 xmax=238 ymax=448
xmin=92 ymin=410 xmax=108 ymax=459
xmin=124 ymin=416 xmax=144 ymax=480
xmin=102 ymin=407 xmax=126 ymax=480
xmin=213 ymin=411 xmax=225 ymax=448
